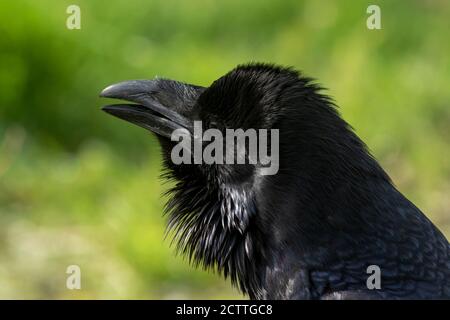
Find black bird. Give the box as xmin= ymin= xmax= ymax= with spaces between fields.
xmin=100 ymin=63 xmax=450 ymax=299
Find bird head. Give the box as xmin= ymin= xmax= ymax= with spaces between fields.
xmin=100 ymin=64 xmax=299 ymax=184
xmin=100 ymin=63 xmax=386 ymax=297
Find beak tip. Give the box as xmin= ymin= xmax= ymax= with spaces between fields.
xmin=99 ymin=80 xmax=152 ymax=99
xmin=99 ymin=85 xmax=116 ymax=98
xmin=101 ymin=105 xmax=117 ymax=115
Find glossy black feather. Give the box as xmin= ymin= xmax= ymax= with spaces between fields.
xmin=129 ymin=63 xmax=450 ymax=299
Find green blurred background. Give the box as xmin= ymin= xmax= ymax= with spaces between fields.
xmin=0 ymin=0 xmax=449 ymax=299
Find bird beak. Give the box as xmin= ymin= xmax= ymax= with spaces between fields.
xmin=100 ymin=80 xmax=193 ymax=139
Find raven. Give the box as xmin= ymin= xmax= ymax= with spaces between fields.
xmin=100 ymin=63 xmax=450 ymax=299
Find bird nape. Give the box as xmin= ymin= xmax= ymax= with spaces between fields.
xmin=100 ymin=63 xmax=450 ymax=300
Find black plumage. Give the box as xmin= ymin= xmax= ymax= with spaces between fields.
xmin=100 ymin=63 xmax=450 ymax=299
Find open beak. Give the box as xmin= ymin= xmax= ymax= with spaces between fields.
xmin=100 ymin=80 xmax=193 ymax=139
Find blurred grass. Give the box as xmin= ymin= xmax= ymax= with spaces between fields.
xmin=0 ymin=0 xmax=449 ymax=299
